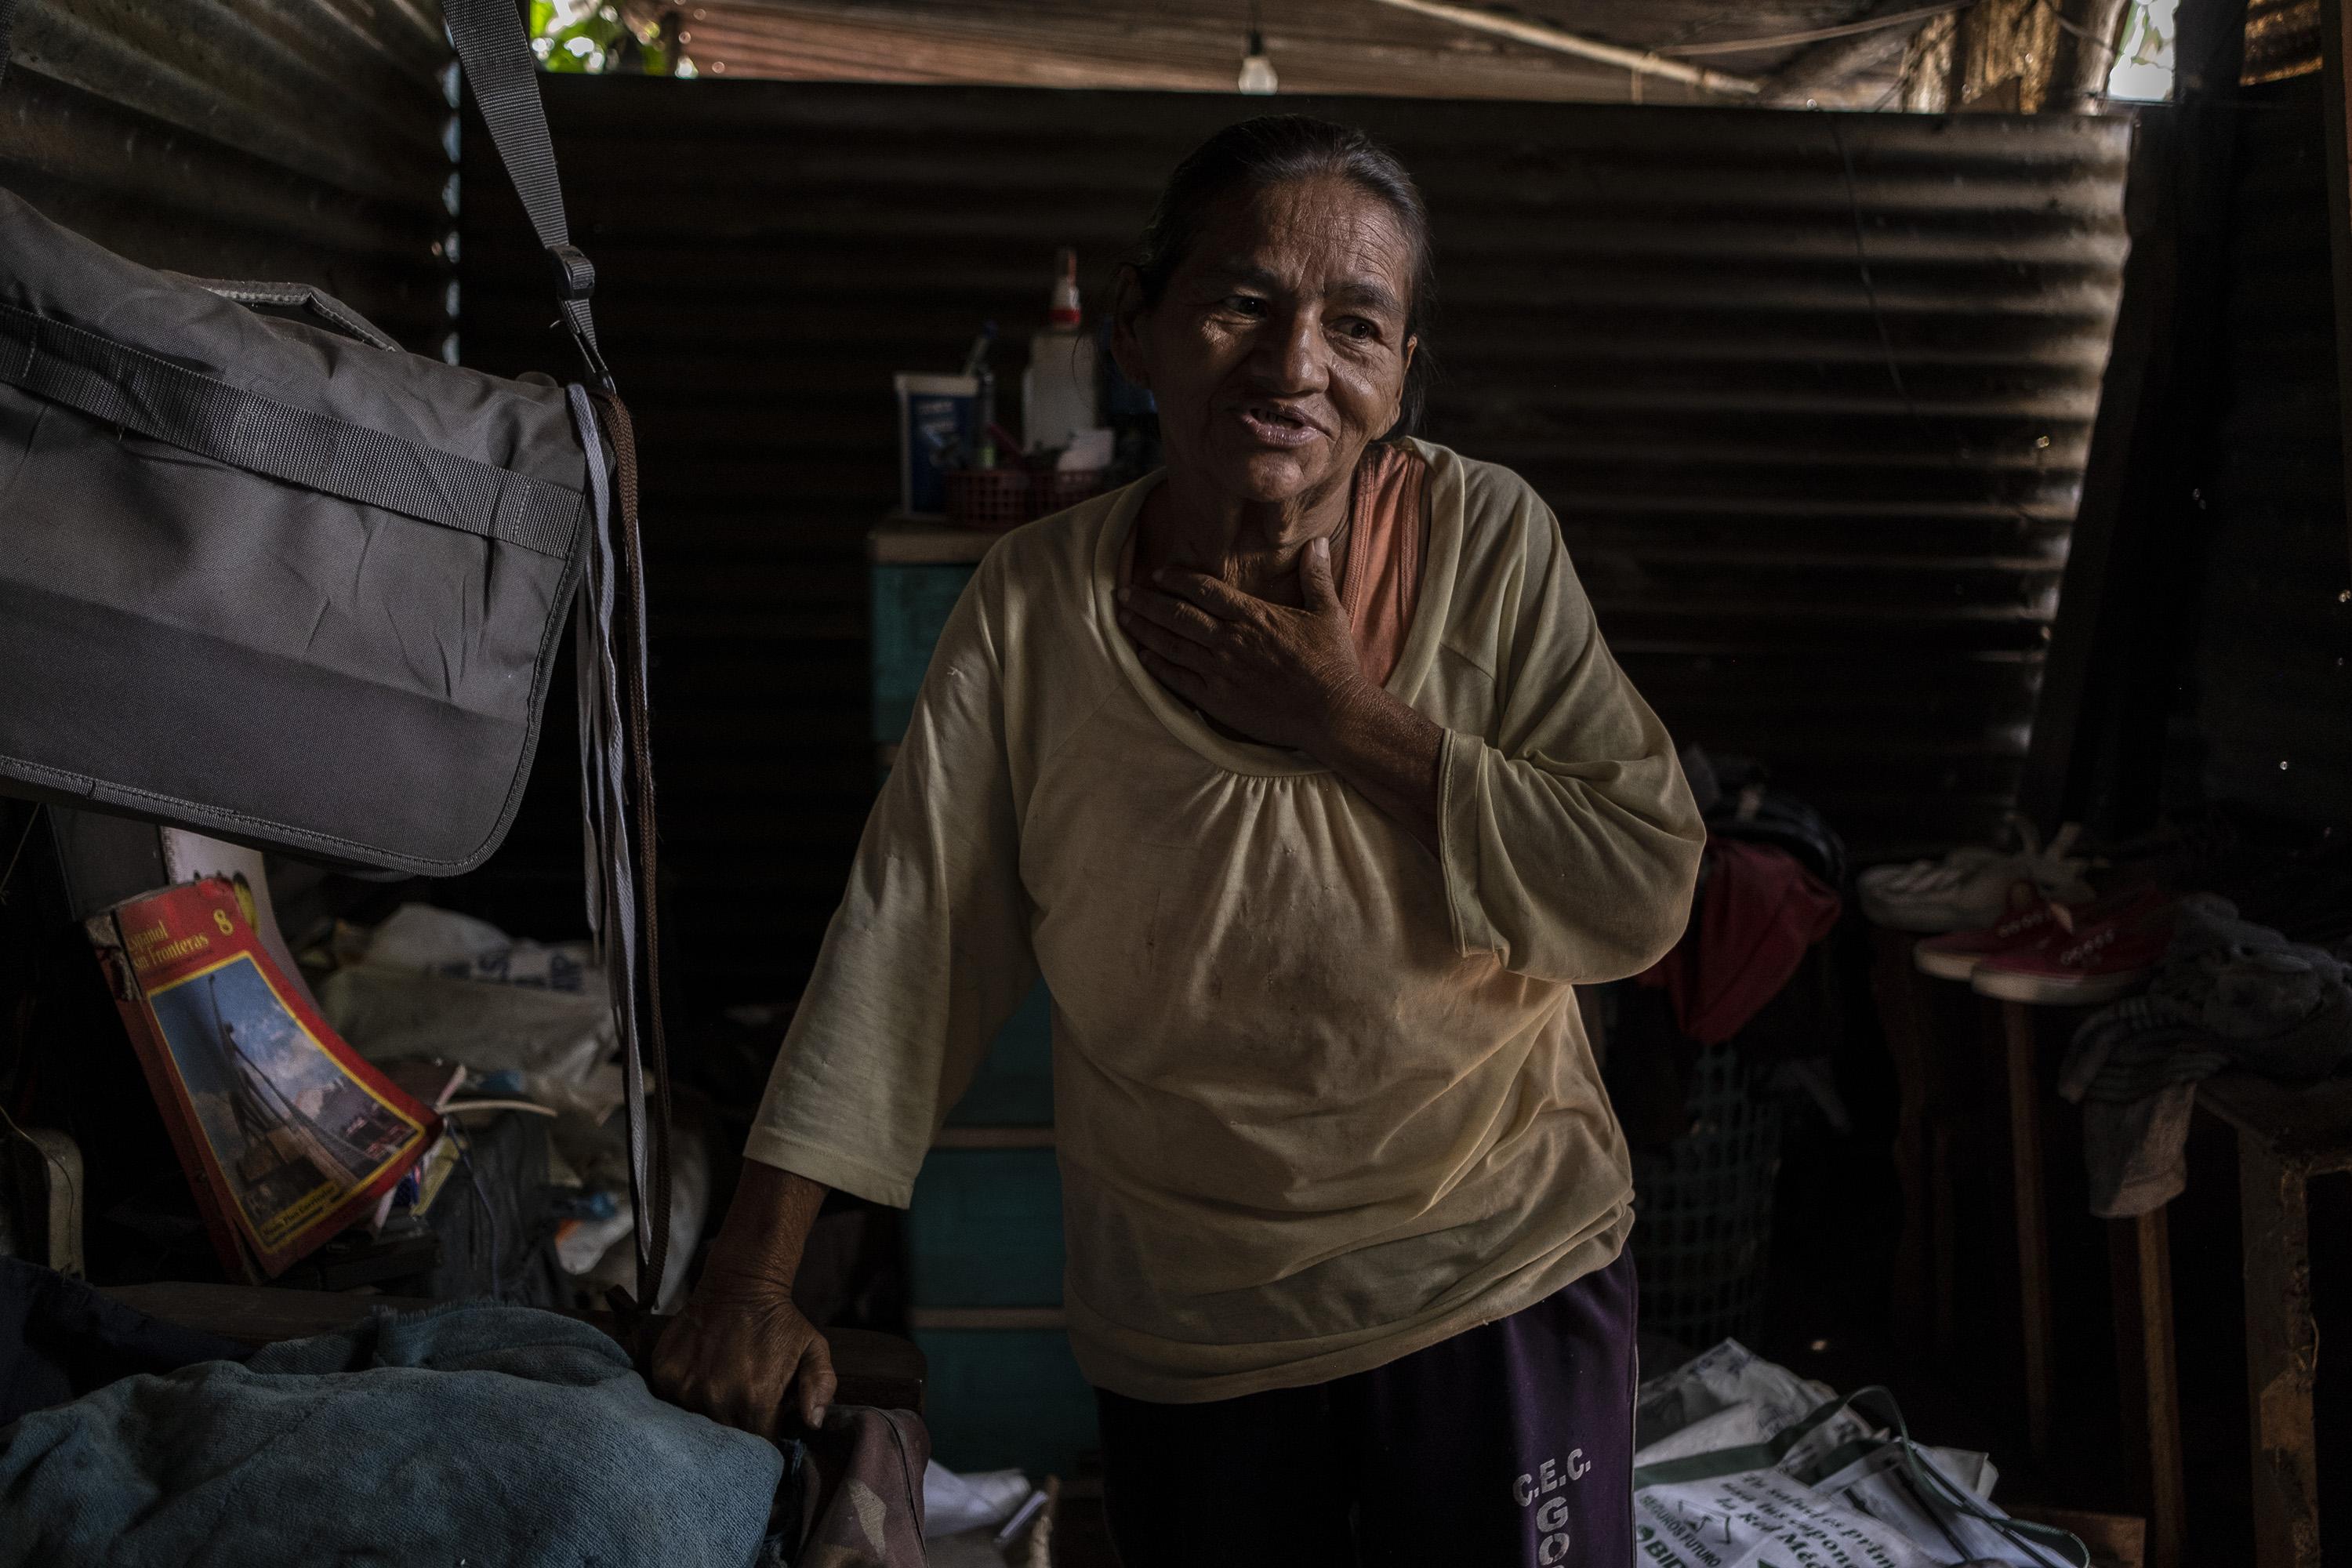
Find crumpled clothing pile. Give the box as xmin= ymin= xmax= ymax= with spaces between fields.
xmin=2060 ymin=893 xmax=2352 ymax=1215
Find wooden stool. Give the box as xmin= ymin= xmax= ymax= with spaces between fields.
xmin=1991 ymin=996 xmax=2184 ymax=1568
xmin=1874 ymin=929 xmax=2184 ymax=1568
xmin=2194 ymin=1072 xmax=2352 ymax=1568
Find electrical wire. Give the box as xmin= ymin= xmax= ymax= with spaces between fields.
xmin=1869 ymin=6 xmax=1966 ymax=113
xmin=1657 ymin=1 xmax=1972 ymax=58
xmin=1828 ymin=118 xmax=1915 ymax=412
xmin=1853 ymin=1387 xmax=2083 ymax=1567
xmin=2034 ymin=0 xmax=2122 ymax=56
xmin=1828 ymin=116 xmax=2049 ymax=536
xmin=0 ymin=810 xmax=38 ymax=906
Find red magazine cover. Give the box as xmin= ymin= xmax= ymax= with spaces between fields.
xmin=86 ymin=877 xmax=437 ymax=1280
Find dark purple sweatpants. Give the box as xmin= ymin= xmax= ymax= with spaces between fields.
xmin=1095 ymin=1250 xmax=1638 ymax=1568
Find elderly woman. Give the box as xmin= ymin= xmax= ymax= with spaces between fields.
xmin=655 ymin=116 xmax=1702 ymax=1565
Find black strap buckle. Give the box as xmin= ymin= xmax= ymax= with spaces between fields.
xmin=546 ymin=242 xmax=597 ymax=303
xmin=572 ymin=325 xmax=614 ymax=394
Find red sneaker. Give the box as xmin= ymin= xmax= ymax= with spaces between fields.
xmin=1969 ymin=891 xmax=2177 ymax=1006
xmin=1913 ymin=895 xmax=2085 ymax=982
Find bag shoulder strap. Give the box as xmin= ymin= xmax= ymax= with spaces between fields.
xmin=442 ymin=0 xmax=608 ymax=387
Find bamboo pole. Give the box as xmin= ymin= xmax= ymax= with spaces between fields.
xmin=1363 ymin=0 xmax=1766 ymax=96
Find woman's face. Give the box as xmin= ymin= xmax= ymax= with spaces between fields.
xmin=1115 ymin=175 xmax=1418 ymax=518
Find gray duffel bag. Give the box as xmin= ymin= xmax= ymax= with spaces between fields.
xmin=0 ymin=0 xmax=674 ymax=1300
xmin=2 ymin=0 xmax=605 ymax=879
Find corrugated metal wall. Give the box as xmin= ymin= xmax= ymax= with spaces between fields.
xmin=458 ymin=80 xmax=2131 ymax=1001
xmin=2170 ymin=75 xmax=2352 ymax=831
xmin=0 ymin=0 xmax=453 ymax=351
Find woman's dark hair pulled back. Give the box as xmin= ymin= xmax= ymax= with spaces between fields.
xmin=1130 ymin=115 xmax=1436 ymax=441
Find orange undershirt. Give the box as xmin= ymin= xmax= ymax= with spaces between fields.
xmin=1127 ymin=443 xmax=1428 ymax=688
xmin=1339 ymin=441 xmax=1428 ymax=688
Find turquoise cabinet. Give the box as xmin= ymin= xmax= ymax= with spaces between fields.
xmin=869 ymin=517 xmax=1095 ymax=1477
xmin=948 ymin=982 xmax=1053 ymax=1127
xmin=907 ymin=1148 xmax=1065 ymax=1308
xmin=913 ymin=1328 xmax=1098 ymax=1479
xmin=870 ymin=561 xmax=975 ymax=746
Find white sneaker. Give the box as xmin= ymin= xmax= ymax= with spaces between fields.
xmin=1859 ymin=820 xmax=2092 ymax=934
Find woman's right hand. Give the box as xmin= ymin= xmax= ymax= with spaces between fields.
xmin=650 ymin=1272 xmax=837 ymax=1443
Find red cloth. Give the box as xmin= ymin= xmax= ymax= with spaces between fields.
xmin=1639 ymin=838 xmax=1842 ymax=1045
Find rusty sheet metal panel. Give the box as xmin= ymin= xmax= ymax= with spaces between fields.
xmin=2242 ymin=0 xmax=2322 ymax=85
xmin=458 ymin=81 xmax=2129 ymax=997
xmin=0 ymin=0 xmax=453 ymax=351
xmin=2172 ymin=78 xmax=2352 ymax=833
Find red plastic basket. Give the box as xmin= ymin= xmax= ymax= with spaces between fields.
xmin=943 ymin=467 xmax=1031 ymax=529
xmin=944 ymin=466 xmax=1110 ymax=529
xmin=1025 ymin=468 xmax=1107 ymax=519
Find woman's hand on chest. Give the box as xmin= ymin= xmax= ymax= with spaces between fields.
xmin=1118 ymin=534 xmax=1365 ymax=755
xmin=1117 ymin=532 xmax=1446 ymax=857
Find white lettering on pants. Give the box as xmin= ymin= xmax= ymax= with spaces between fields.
xmin=1515 ymin=1447 xmax=1587 ymax=1566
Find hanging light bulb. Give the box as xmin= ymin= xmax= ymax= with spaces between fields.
xmin=1238 ymin=38 xmax=1278 ymax=93
xmin=1238 ymin=0 xmax=1278 ymax=93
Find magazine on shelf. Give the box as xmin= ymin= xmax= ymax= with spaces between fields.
xmin=86 ymin=877 xmax=437 ymax=1280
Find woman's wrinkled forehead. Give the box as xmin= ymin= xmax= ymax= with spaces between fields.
xmin=1181 ymin=176 xmax=1418 ymax=317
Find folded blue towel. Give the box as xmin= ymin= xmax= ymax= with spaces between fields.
xmin=0 ymin=1299 xmax=782 ymax=1568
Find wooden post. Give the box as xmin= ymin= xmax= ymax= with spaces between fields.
xmin=2089 ymin=0 xmax=2247 ymax=836
xmin=2321 ymin=0 xmax=2352 ymax=569
xmin=2108 ymin=1210 xmax=2184 ymax=1568
xmin=1930 ymin=1121 xmax=1959 ymax=1356
xmin=1875 ymin=927 xmax=1933 ymax=1352
xmin=2015 ymin=109 xmax=2180 ymax=835
xmin=1872 ymin=931 xmax=1966 ymax=1363
xmin=1999 ymin=1000 xmax=2054 ymax=1466
xmin=2238 ymin=1139 xmax=2323 ymax=1568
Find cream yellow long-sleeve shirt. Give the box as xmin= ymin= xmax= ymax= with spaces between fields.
xmin=748 ymin=441 xmax=1703 ymax=1403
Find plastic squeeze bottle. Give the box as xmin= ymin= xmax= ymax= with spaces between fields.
xmin=1022 ymin=249 xmax=1099 ymax=455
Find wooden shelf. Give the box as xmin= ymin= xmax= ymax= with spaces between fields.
xmin=909 ymin=1305 xmax=1066 ymax=1330
xmin=869 ymin=515 xmax=1007 ymax=565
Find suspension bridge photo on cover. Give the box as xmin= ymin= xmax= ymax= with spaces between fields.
xmin=89 ymin=877 xmax=435 ymax=1278
xmin=148 ymin=956 xmax=417 ymax=1245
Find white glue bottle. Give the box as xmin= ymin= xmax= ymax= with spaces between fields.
xmin=1022 ymin=249 xmax=1098 ymax=456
